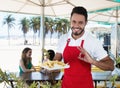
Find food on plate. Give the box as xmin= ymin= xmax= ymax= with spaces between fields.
xmin=42 ymin=60 xmax=66 ymax=68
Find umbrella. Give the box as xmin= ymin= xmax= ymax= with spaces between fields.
xmin=0 ymin=0 xmax=120 ymax=59
xmin=0 ymin=0 xmax=120 ymax=21
xmin=88 ymin=6 xmax=120 ymax=24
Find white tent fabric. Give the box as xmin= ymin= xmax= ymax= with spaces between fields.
xmin=88 ymin=7 xmax=120 ymax=24
xmin=0 ymin=0 xmax=120 ymax=59
xmin=0 ymin=0 xmax=120 ymax=24
xmin=0 ymin=0 xmax=119 ymax=16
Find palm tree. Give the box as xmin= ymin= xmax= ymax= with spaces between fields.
xmin=44 ymin=17 xmax=51 ymax=37
xmin=30 ymin=16 xmax=40 ymax=45
xmin=54 ymin=18 xmax=70 ymax=38
xmin=61 ymin=18 xmax=70 ymax=34
xmin=44 ymin=17 xmax=54 ymax=44
xmin=3 ymin=14 xmax=15 ymax=45
xmin=19 ymin=17 xmax=30 ymax=45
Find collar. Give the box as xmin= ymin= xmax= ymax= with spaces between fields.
xmin=68 ymin=29 xmax=88 ymax=40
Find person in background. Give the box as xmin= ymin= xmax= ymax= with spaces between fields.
xmin=48 ymin=49 xmax=55 ymax=61
xmin=41 ymin=49 xmax=59 ymax=85
xmin=43 ymin=49 xmax=55 ymax=63
xmin=53 ymin=6 xmax=114 ymax=88
xmin=19 ymin=47 xmax=36 ymax=74
xmin=41 ymin=49 xmax=56 ymax=73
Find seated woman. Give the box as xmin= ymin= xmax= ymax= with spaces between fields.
xmin=19 ymin=47 xmax=36 ymax=75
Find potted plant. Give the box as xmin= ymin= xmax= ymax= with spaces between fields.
xmin=0 ymin=68 xmax=38 ymax=88
xmin=115 ymin=57 xmax=120 ymax=69
xmin=0 ymin=68 xmax=61 ymax=88
xmin=43 ymin=49 xmax=50 ymax=61
xmin=109 ymin=56 xmax=120 ymax=87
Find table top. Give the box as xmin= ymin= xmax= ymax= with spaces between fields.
xmin=92 ymin=71 xmax=112 ymax=81
xmin=11 ymin=71 xmax=120 ymax=81
xmin=92 ymin=71 xmax=120 ymax=81
xmin=19 ymin=71 xmax=63 ymax=81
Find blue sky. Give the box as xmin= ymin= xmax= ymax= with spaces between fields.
xmin=0 ymin=12 xmax=38 ymax=37
xmin=0 ymin=11 xmax=111 ymax=39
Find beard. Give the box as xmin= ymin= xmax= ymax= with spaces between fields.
xmin=71 ymin=27 xmax=84 ymax=36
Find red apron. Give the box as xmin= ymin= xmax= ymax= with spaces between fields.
xmin=62 ymin=39 xmax=94 ymax=88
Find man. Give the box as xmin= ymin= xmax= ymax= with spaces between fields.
xmin=53 ymin=6 xmax=114 ymax=88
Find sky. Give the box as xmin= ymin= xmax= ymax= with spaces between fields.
xmin=0 ymin=11 xmax=112 ymax=39
xmin=0 ymin=12 xmax=38 ymax=37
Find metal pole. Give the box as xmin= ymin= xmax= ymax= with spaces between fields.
xmin=116 ymin=7 xmax=118 ymax=58
xmin=40 ymin=0 xmax=45 ymax=61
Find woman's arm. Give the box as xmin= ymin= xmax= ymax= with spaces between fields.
xmin=19 ymin=59 xmax=35 ymax=72
xmin=31 ymin=65 xmax=36 ymax=71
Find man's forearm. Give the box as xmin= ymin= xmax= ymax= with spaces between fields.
xmin=92 ymin=56 xmax=114 ymax=71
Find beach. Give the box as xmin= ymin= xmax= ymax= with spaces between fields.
xmin=0 ymin=38 xmax=58 ymax=72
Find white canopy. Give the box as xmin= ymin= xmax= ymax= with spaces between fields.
xmin=1 ymin=0 xmax=120 ymax=59
xmin=0 ymin=0 xmax=120 ymax=24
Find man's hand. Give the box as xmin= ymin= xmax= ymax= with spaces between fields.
xmin=77 ymin=46 xmax=95 ymax=64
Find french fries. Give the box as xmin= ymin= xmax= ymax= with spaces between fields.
xmin=42 ymin=61 xmax=66 ymax=68
xmin=54 ymin=61 xmax=66 ymax=66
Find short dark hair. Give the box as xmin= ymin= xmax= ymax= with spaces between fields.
xmin=71 ymin=6 xmax=88 ymax=21
xmin=47 ymin=49 xmax=55 ymax=61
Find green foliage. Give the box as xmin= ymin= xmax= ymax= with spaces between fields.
xmin=0 ymin=68 xmax=61 ymax=88
xmin=20 ymin=17 xmax=30 ymax=34
xmin=40 ymin=81 xmax=51 ymax=88
xmin=110 ymin=74 xmax=118 ymax=83
xmin=109 ymin=74 xmax=118 ymax=87
xmin=3 ymin=14 xmax=15 ymax=28
xmin=29 ymin=81 xmax=38 ymax=88
xmin=109 ymin=57 xmax=120 ymax=87
xmin=115 ymin=57 xmax=120 ymax=68
xmin=116 ymin=57 xmax=120 ymax=65
xmin=0 ymin=68 xmax=10 ymax=84
xmin=30 ymin=17 xmax=40 ymax=33
xmin=43 ymin=49 xmax=50 ymax=59
xmin=40 ymin=81 xmax=61 ymax=88
xmin=0 ymin=68 xmax=38 ymax=88
xmin=52 ymin=81 xmax=61 ymax=88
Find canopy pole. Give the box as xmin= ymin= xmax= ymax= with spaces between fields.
xmin=116 ymin=7 xmax=119 ymax=58
xmin=40 ymin=0 xmax=45 ymax=61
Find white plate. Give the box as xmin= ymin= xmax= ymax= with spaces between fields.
xmin=41 ymin=64 xmax=70 ymax=70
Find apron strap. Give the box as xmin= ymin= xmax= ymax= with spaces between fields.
xmin=80 ymin=40 xmax=84 ymax=48
xmin=80 ymin=40 xmax=85 ymax=58
xmin=67 ymin=38 xmax=70 ymax=46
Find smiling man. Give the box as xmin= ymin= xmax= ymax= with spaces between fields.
xmin=53 ymin=6 xmax=114 ymax=88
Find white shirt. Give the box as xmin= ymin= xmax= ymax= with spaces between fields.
xmin=56 ymin=30 xmax=108 ymax=61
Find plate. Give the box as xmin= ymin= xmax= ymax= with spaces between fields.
xmin=41 ymin=62 xmax=70 ymax=70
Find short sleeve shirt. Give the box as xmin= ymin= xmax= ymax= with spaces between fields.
xmin=56 ymin=30 xmax=108 ymax=61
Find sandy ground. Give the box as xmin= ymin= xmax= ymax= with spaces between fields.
xmin=0 ymin=38 xmax=58 ymax=72
xmin=0 ymin=38 xmax=58 ymax=87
